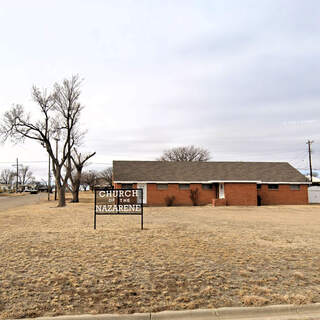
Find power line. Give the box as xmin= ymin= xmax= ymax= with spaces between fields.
xmin=289 ymin=150 xmax=308 ymax=163
xmin=89 ymin=162 xmax=112 ymax=165
xmin=0 ymin=161 xmax=112 ymax=165
xmin=0 ymin=161 xmax=47 ymax=164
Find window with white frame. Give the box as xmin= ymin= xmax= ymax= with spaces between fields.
xmin=157 ymin=184 xmax=168 ymax=190
xmin=121 ymin=184 xmax=133 ymax=189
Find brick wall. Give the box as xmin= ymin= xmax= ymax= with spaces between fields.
xmin=212 ymin=198 xmax=227 ymax=206
xmin=114 ymin=183 xmax=137 ymax=189
xmin=258 ymin=184 xmax=308 ymax=205
xmin=146 ymin=183 xmax=216 ymax=206
xmin=114 ymin=182 xmax=309 ymax=206
xmin=224 ymin=183 xmax=257 ymax=206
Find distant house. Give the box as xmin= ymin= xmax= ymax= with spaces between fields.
xmin=0 ymin=184 xmax=10 ymax=192
xmin=308 ymin=186 xmax=320 ymax=203
xmin=305 ymin=175 xmax=320 ymax=186
xmin=113 ymin=161 xmax=309 ymax=206
xmin=38 ymin=186 xmax=49 ymax=192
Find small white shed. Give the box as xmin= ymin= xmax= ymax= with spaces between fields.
xmin=308 ymin=186 xmax=320 ymax=203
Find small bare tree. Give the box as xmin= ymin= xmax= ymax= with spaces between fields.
xmin=0 ymin=169 xmax=15 ymax=185
xmin=1 ymin=75 xmax=84 ymax=207
xmin=69 ymin=149 xmax=96 ymax=202
xmin=158 ymin=145 xmax=210 ymax=162
xmin=81 ymin=170 xmax=98 ymax=191
xmin=79 ymin=173 xmax=90 ymax=191
xmin=99 ymin=167 xmax=113 ymax=186
xmin=19 ymin=165 xmax=35 ymax=186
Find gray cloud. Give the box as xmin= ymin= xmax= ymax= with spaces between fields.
xmin=0 ymin=0 xmax=319 ymax=178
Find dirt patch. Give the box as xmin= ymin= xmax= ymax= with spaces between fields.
xmin=0 ymin=193 xmax=46 ymax=212
xmin=1 ymin=195 xmax=320 ymax=319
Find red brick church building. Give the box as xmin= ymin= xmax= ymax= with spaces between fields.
xmin=112 ymin=161 xmax=309 ymax=206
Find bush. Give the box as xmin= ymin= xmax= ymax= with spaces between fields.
xmin=190 ymin=188 xmax=199 ymax=206
xmin=165 ymin=195 xmax=175 ymax=206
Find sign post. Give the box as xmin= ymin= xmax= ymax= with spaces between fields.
xmin=94 ymin=188 xmax=144 ymax=230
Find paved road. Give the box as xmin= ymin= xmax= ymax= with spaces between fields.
xmin=0 ymin=193 xmax=47 ymax=212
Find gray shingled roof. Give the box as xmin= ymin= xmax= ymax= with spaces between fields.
xmin=113 ymin=161 xmax=308 ymax=183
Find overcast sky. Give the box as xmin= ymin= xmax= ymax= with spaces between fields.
xmin=0 ymin=0 xmax=319 ymax=180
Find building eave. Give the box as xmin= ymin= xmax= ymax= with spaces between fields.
xmin=114 ymin=180 xmax=311 ymax=184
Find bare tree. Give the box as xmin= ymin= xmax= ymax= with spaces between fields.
xmin=158 ymin=145 xmax=210 ymax=162
xmin=69 ymin=149 xmax=96 ymax=202
xmin=0 ymin=169 xmax=14 ymax=185
xmin=81 ymin=170 xmax=98 ymax=191
xmin=1 ymin=75 xmax=84 ymax=207
xmin=79 ymin=172 xmax=89 ymax=191
xmin=99 ymin=167 xmax=113 ymax=186
xmin=19 ymin=165 xmax=35 ymax=186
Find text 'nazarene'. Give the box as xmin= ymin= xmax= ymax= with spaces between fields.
xmin=96 ymin=204 xmax=141 ymax=212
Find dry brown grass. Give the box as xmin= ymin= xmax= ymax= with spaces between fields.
xmin=1 ymin=193 xmax=320 ymax=319
xmin=0 ymin=192 xmax=26 ymax=197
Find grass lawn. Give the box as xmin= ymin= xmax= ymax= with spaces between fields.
xmin=0 ymin=192 xmax=26 ymax=197
xmin=1 ymin=192 xmax=320 ymax=319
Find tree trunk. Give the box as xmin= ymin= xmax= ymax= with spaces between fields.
xmin=72 ymin=190 xmax=79 ymax=203
xmin=71 ymin=179 xmax=80 ymax=203
xmin=58 ymin=186 xmax=66 ymax=207
xmin=70 ymin=168 xmax=82 ymax=203
xmin=54 ymin=167 xmax=67 ymax=207
xmin=55 ymin=172 xmax=66 ymax=207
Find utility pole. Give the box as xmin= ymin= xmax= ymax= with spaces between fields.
xmin=12 ymin=158 xmax=20 ymax=192
xmin=16 ymin=158 xmax=19 ymax=192
xmin=307 ymin=140 xmax=314 ymax=184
